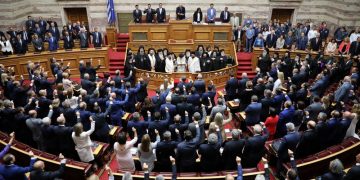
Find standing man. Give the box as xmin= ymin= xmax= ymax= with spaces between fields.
xmin=19 ymin=26 xmax=31 ymax=45
xmin=234 ymin=26 xmax=242 ymax=52
xmin=91 ymin=27 xmax=102 ymax=48
xmin=38 ymin=16 xmax=47 ymax=32
xmin=48 ymin=22 xmax=60 ymax=41
xmin=32 ymin=34 xmax=44 ymax=52
xmin=230 ymin=13 xmax=240 ymax=30
xmin=79 ymin=29 xmax=89 ymax=48
xmin=63 ymin=31 xmax=74 ymax=50
xmin=156 ymin=3 xmax=166 ymax=23
xmin=133 ymin=5 xmax=142 ymax=23
xmin=206 ymin=4 xmax=216 ymax=23
xmin=47 ymin=32 xmax=58 ymax=52
xmin=176 ymin=4 xmax=186 ymax=20
xmin=245 ymin=25 xmax=255 ymax=52
xmin=15 ymin=34 xmax=27 ymax=54
xmin=143 ymin=4 xmax=155 ymax=23
xmin=26 ymin=16 xmax=35 ymax=32
xmin=220 ymin=7 xmax=231 ymax=23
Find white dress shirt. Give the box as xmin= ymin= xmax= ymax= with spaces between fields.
xmin=350 ymin=33 xmax=360 ymax=43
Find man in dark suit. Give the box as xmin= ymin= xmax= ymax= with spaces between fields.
xmin=266 ymin=30 xmax=277 ymax=48
xmin=148 ymin=110 xmax=170 ymax=140
xmin=244 ymin=95 xmax=262 ymax=126
xmin=156 ymin=3 xmax=166 ymax=23
xmin=38 ymin=16 xmax=47 ymax=32
xmin=220 ymin=7 xmax=231 ymax=23
xmin=343 ymin=153 xmax=360 ymax=180
xmin=225 ymin=74 xmax=239 ymax=101
xmin=176 ymin=122 xmax=201 ymax=172
xmin=260 ymin=89 xmax=273 ymax=121
xmin=133 ymin=5 xmax=142 ymax=23
xmin=63 ymin=31 xmax=74 ymax=49
xmin=32 ymin=34 xmax=44 ymax=52
xmin=91 ymin=27 xmax=102 ymax=47
xmin=91 ymin=104 xmax=112 ymax=143
xmin=309 ymin=74 xmax=326 ymax=97
xmin=295 ymin=120 xmax=317 ymax=158
xmin=15 ymin=34 xmax=27 ymax=54
xmin=160 ymin=96 xmax=177 ymax=124
xmin=297 ymin=32 xmax=308 ymax=50
xmin=0 ymin=151 xmax=36 ymax=180
xmin=30 ymin=154 xmax=66 ymax=180
xmin=333 ymin=111 xmax=352 ymax=144
xmin=156 ymin=130 xmax=181 ymax=171
xmin=143 ymin=4 xmax=156 ymax=23
xmin=48 ymin=22 xmax=60 ymax=41
xmin=242 ymin=124 xmax=269 ymax=168
xmin=176 ymin=4 xmax=186 ymax=20
xmin=306 ymin=96 xmax=324 ymax=120
xmin=135 ymin=47 xmax=151 ymax=70
xmin=47 ymin=32 xmax=58 ymax=52
xmin=350 ymin=37 xmax=360 ymax=56
xmin=25 ymin=16 xmax=35 ymax=32
xmin=176 ymin=97 xmax=193 ymax=123
xmin=310 ymin=33 xmax=322 ymax=51
xmin=81 ymin=73 xmax=96 ymax=94
xmin=314 ymin=113 xmax=329 ymax=151
xmin=6 ymin=27 xmax=17 ymax=40
xmin=202 ymin=84 xmax=216 ymax=108
xmin=19 ymin=26 xmax=31 ymax=44
xmin=222 ymin=129 xmax=245 ymax=170
xmin=198 ymin=128 xmax=222 ymax=172
xmin=169 ymin=113 xmax=189 ymax=140
xmin=194 ymin=74 xmax=206 ymax=95
xmin=275 ymin=122 xmax=301 ymax=174
xmin=275 ymin=100 xmax=295 ymax=138
xmin=127 ymin=112 xmax=148 ymax=144
xmin=33 ymin=23 xmax=44 ymax=39
xmin=79 ymin=29 xmax=89 ymax=48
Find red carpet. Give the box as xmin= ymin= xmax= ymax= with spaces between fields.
xmin=236 ymin=52 xmax=256 ymax=79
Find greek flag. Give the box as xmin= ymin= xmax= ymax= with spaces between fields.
xmin=107 ymin=0 xmax=116 ymax=24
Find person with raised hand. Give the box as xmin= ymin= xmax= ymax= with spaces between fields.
xmin=30 ymin=153 xmax=67 ymax=179
xmin=0 ymin=150 xmax=37 ymax=180
xmin=0 ymin=132 xmax=15 ymax=159
xmin=114 ymin=127 xmax=138 ymax=171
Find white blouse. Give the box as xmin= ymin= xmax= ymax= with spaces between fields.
xmin=0 ymin=40 xmax=13 ymax=53
xmin=325 ymin=42 xmax=337 ymax=53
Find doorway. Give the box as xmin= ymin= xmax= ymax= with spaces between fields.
xmin=117 ymin=13 xmax=133 ymax=33
xmin=271 ymin=9 xmax=294 ymax=23
xmin=64 ymin=8 xmax=89 ymax=27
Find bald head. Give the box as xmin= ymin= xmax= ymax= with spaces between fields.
xmin=33 ymin=160 xmax=45 ymax=171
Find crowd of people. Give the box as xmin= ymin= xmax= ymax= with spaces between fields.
xmin=0 ymin=16 xmax=103 ymax=55
xmin=0 ymin=10 xmax=360 ymax=180
xmin=124 ymin=45 xmax=234 ymax=74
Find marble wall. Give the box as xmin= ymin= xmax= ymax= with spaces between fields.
xmin=0 ymin=0 xmax=359 ymax=33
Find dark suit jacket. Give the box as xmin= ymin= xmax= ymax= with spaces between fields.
xmin=148 ymin=112 xmax=170 ymax=140
xmin=48 ymin=37 xmax=58 ymax=51
xmin=15 ymin=39 xmax=27 ymax=54
xmin=343 ymin=165 xmax=360 ymax=180
xmin=143 ymin=8 xmax=156 ymax=23
xmin=0 ymin=157 xmax=36 ymax=180
xmin=245 ymin=102 xmax=262 ymax=126
xmin=91 ymin=32 xmax=102 ymax=47
xmin=63 ymin=35 xmax=74 ymax=49
xmin=275 ymin=106 xmax=295 ymax=138
xmin=176 ymin=6 xmax=186 ymax=20
xmin=242 ymin=128 xmax=269 ymax=168
xmin=225 ymin=77 xmax=239 ymax=99
xmin=30 ymin=163 xmax=65 ymax=180
xmin=48 ymin=27 xmax=60 ymax=40
xmin=266 ymin=34 xmax=277 ymax=48
xmin=156 ymin=8 xmax=166 ymax=22
xmin=133 ymin=9 xmax=142 ymax=23
xmin=198 ymin=131 xmax=222 ymax=172
xmin=32 ymin=38 xmax=44 ymax=52
xmin=310 ymin=37 xmax=322 ymax=51
xmin=193 ymin=11 xmax=203 ymax=23
xmin=277 ymin=132 xmax=301 ymax=160
xmin=321 ymin=171 xmax=345 ymax=180
xmin=176 ymin=127 xmax=201 ymax=171
xmin=220 ymin=11 xmax=231 ymax=23
xmin=295 ymin=129 xmax=317 ymax=158
xmin=350 ymin=41 xmax=360 ymax=56
xmin=233 ymin=29 xmax=242 ymax=41
xmin=194 ymin=79 xmax=206 ymax=95
xmin=156 ymin=137 xmax=181 ymax=171
xmin=222 ymin=139 xmax=246 ymax=170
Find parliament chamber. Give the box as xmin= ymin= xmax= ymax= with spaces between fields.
xmin=0 ymin=0 xmax=360 ymax=180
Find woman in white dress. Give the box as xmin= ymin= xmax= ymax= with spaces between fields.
xmin=273 ymin=71 xmax=284 ymax=93
xmin=165 ymin=54 xmax=175 ymax=73
xmin=325 ymin=39 xmax=337 ymax=54
xmin=137 ymin=132 xmax=160 ymax=172
xmin=345 ymin=104 xmax=360 ymax=139
xmin=114 ymin=127 xmax=138 ymax=171
xmin=72 ymin=116 xmax=96 ymax=162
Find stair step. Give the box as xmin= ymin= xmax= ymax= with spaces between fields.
xmin=109 ymin=61 xmax=124 ymax=65
xmin=238 ymin=62 xmax=252 ymax=65
xmin=238 ymin=67 xmax=253 ymax=71
xmin=116 ymin=39 xmax=128 ymax=43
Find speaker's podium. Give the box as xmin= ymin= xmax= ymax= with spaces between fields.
xmin=128 ymin=19 xmax=232 ymax=43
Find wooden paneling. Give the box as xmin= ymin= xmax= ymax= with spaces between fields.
xmin=271 ymin=9 xmax=294 ymax=23
xmin=106 ymin=27 xmax=117 ymax=47
xmin=65 ymin=8 xmax=88 ymax=25
xmin=0 ymin=48 xmax=109 ymax=79
xmin=128 ymin=20 xmax=232 ymax=43
xmin=27 ymin=40 xmax=81 ymax=53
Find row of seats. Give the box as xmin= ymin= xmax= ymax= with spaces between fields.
xmin=0 ymin=131 xmax=92 ymax=179
xmin=282 ymin=137 xmax=360 ymax=179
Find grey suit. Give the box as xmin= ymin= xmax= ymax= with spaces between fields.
xmin=79 ymin=32 xmax=89 ymax=48
xmin=26 ymin=109 xmax=53 ymax=150
xmin=334 ymin=82 xmax=352 ymax=102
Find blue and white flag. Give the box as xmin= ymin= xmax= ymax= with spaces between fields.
xmin=107 ymin=0 xmax=116 ymax=24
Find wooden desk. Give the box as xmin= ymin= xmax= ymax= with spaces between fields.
xmin=128 ymin=19 xmax=232 ymax=43
xmin=0 ymin=47 xmax=109 ymax=79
